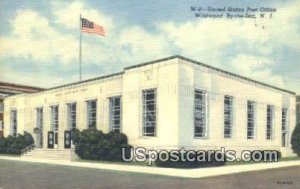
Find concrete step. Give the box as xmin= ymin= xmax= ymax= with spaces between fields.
xmin=22 ymin=155 xmax=71 ymax=158
xmin=23 ymin=152 xmax=71 ymax=155
xmin=23 ymin=151 xmax=71 ymax=155
xmin=22 ymin=155 xmax=71 ymax=160
xmin=21 ymin=148 xmax=74 ymax=160
xmin=23 ymin=153 xmax=71 ymax=157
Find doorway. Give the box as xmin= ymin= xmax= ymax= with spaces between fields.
xmin=54 ymin=131 xmax=58 ymax=148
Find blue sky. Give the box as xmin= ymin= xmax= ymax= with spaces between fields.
xmin=0 ymin=0 xmax=299 ymax=94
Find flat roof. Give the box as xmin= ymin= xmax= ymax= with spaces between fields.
xmin=0 ymin=81 xmax=44 ymax=91
xmin=125 ymin=55 xmax=295 ymax=95
xmin=0 ymin=81 xmax=45 ymax=98
xmin=48 ymin=72 xmax=124 ymax=91
xmin=7 ymin=55 xmax=296 ymax=96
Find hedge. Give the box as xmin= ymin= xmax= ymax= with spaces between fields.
xmin=72 ymin=128 xmax=132 ymax=161
xmin=155 ymin=151 xmax=226 ymax=168
xmin=155 ymin=150 xmax=281 ymax=168
xmin=0 ymin=132 xmax=34 ymax=155
xmin=250 ymin=150 xmax=281 ymax=161
xmin=291 ymin=123 xmax=300 ymax=156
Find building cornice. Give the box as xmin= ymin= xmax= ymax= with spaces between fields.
xmin=125 ymin=55 xmax=295 ymax=95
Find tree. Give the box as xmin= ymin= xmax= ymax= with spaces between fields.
xmin=291 ymin=123 xmax=300 ymax=156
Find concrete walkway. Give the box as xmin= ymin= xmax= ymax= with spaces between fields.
xmin=0 ymin=156 xmax=299 ymax=178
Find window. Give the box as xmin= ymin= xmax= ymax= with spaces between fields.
xmin=67 ymin=103 xmax=76 ymax=130
xmin=109 ymin=96 xmax=121 ymax=133
xmin=282 ymin=108 xmax=288 ymax=147
xmin=266 ymin=105 xmax=274 ymax=140
xmin=224 ymin=96 xmax=233 ymax=138
xmin=10 ymin=110 xmax=17 ymax=137
xmin=87 ymin=100 xmax=97 ymax=129
xmin=194 ymin=90 xmax=207 ymax=138
xmin=142 ymin=89 xmax=156 ymax=136
xmin=247 ymin=101 xmax=255 ymax=139
xmin=36 ymin=108 xmax=43 ymax=148
xmin=51 ymin=106 xmax=59 ymax=131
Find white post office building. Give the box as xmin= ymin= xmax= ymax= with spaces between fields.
xmin=3 ymin=56 xmax=297 ymax=157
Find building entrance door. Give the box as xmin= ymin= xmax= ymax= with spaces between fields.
xmin=51 ymin=105 xmax=59 ymax=149
xmin=54 ymin=131 xmax=58 ymax=148
xmin=48 ymin=131 xmax=54 ymax=148
xmin=64 ymin=130 xmax=71 ymax=149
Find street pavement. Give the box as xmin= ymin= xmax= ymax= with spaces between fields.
xmin=0 ymin=159 xmax=299 ymax=189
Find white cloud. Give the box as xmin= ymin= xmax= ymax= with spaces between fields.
xmin=118 ymin=26 xmax=171 ymax=63
xmin=0 ymin=2 xmax=113 ymax=67
xmin=0 ymin=64 xmax=77 ymax=88
xmin=228 ymin=54 xmax=285 ymax=87
xmin=0 ymin=0 xmax=299 ymax=91
xmin=161 ymin=0 xmax=300 ymax=90
xmin=0 ymin=1 xmax=173 ymax=87
xmin=0 ymin=10 xmax=77 ymax=64
xmin=51 ymin=1 xmax=171 ymax=66
xmin=52 ymin=1 xmax=114 ymax=33
xmin=229 ymin=54 xmax=274 ymax=73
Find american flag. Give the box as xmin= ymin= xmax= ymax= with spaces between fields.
xmin=81 ymin=18 xmax=105 ymax=36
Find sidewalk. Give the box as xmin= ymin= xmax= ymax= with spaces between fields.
xmin=0 ymin=155 xmax=299 ymax=178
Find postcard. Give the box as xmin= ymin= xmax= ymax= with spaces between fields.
xmin=0 ymin=1 xmax=299 ymax=189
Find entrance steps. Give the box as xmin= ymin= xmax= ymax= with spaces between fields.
xmin=21 ymin=148 xmax=75 ymax=161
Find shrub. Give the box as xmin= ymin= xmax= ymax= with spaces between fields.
xmin=73 ymin=128 xmax=105 ymax=160
xmin=155 ymin=151 xmax=226 ymax=168
xmin=291 ymin=123 xmax=300 ymax=156
xmin=0 ymin=132 xmax=34 ymax=155
xmin=104 ymin=132 xmax=132 ymax=161
xmin=0 ymin=137 xmax=7 ymax=153
xmin=73 ymin=129 xmax=132 ymax=161
xmin=251 ymin=150 xmax=281 ymax=161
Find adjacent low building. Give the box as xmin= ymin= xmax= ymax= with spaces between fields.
xmin=0 ymin=82 xmax=44 ymax=137
xmin=3 ymin=56 xmax=297 ymax=157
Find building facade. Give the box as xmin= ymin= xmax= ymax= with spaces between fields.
xmin=3 ymin=56 xmax=297 ymax=157
xmin=0 ymin=82 xmax=44 ymax=137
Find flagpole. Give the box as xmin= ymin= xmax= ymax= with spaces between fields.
xmin=79 ymin=14 xmax=82 ymax=81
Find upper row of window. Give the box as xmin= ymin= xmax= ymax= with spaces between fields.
xmin=10 ymin=88 xmax=289 ymax=146
xmin=10 ymin=89 xmax=157 ymax=138
xmin=10 ymin=96 xmax=122 ymax=136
